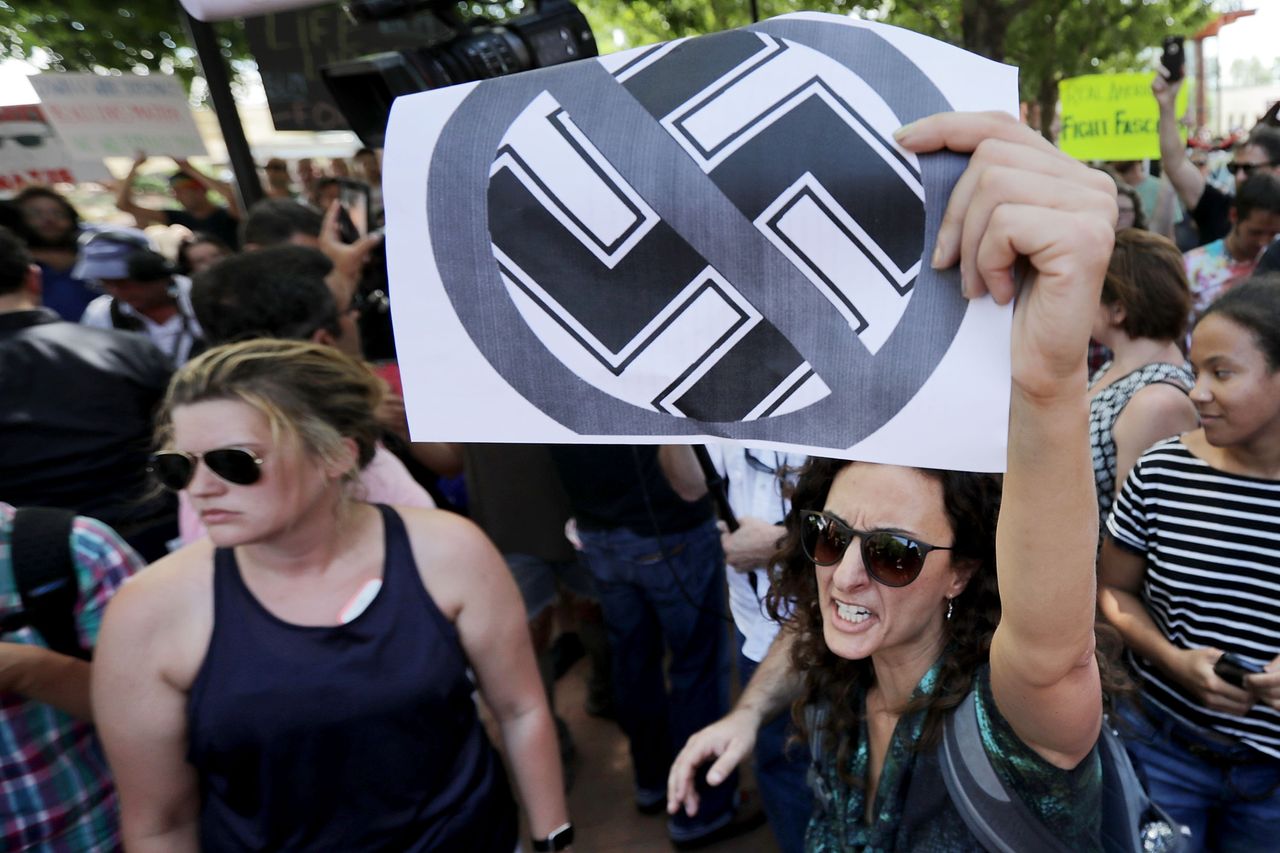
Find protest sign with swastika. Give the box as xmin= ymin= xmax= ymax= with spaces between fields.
xmin=384 ymin=13 xmax=1018 ymax=472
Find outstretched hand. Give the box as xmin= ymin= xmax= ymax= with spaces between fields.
xmin=666 ymin=709 xmax=758 ymax=818
xmin=895 ymin=111 xmax=1117 ymax=399
xmin=320 ymin=200 xmax=384 ymax=302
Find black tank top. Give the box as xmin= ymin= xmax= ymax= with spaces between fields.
xmin=187 ymin=504 xmax=517 ymax=852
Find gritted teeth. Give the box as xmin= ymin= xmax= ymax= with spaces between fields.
xmin=836 ymin=602 xmax=871 ymax=623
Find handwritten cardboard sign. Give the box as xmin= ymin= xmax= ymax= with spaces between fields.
xmin=29 ymin=73 xmax=206 ymax=160
xmin=1058 ymin=71 xmax=1190 ymax=161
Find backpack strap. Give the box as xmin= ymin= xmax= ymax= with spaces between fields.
xmin=8 ymin=508 xmax=90 ymax=661
xmin=1097 ymin=717 xmax=1189 ymax=853
xmin=937 ymin=690 xmax=1073 ymax=853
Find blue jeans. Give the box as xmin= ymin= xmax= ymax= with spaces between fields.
xmin=1117 ymin=698 xmax=1280 ymax=853
xmin=577 ymin=519 xmax=735 ymax=838
xmin=737 ymin=639 xmax=812 ymax=853
xmin=503 ymin=553 xmax=598 ymax=619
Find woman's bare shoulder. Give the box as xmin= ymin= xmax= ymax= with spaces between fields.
xmin=102 ymin=540 xmax=216 ymax=685
xmin=392 ymin=506 xmax=507 ymax=616
xmin=119 ymin=540 xmax=216 ymax=604
xmin=395 ymin=506 xmax=491 ymax=555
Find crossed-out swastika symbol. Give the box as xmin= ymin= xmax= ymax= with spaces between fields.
xmin=429 ymin=18 xmax=968 ymax=448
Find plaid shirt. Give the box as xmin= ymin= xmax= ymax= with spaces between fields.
xmin=0 ymin=504 xmax=143 ymax=852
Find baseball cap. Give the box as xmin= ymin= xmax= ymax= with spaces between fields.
xmin=72 ymin=227 xmax=156 ymax=281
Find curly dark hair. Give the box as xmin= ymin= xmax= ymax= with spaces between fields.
xmin=766 ymin=458 xmax=1128 ymax=782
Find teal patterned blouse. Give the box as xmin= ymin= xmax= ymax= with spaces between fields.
xmin=805 ymin=657 xmax=1101 ymax=852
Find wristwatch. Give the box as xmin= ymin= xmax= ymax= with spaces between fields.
xmin=531 ymin=822 xmax=574 ymax=852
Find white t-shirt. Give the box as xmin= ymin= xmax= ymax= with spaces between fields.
xmin=711 ymin=445 xmax=806 ymax=663
xmin=80 ymin=274 xmax=203 ymax=365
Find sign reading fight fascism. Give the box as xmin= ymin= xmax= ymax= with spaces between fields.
xmin=1058 ymin=71 xmax=1191 ymax=161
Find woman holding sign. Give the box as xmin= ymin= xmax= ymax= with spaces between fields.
xmin=667 ymin=112 xmax=1124 ymax=849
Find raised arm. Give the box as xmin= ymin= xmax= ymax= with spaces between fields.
xmin=897 ymin=112 xmax=1115 ymax=767
xmin=174 ymin=158 xmax=241 ymax=220
xmin=667 ymin=627 xmax=802 ymax=816
xmin=1152 ymin=73 xmax=1204 ymax=212
xmin=116 ymin=151 xmax=169 ymax=228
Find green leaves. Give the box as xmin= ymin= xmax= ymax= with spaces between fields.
xmin=0 ymin=0 xmax=249 ymax=90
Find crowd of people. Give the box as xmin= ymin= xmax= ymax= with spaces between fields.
xmin=0 ymin=60 xmax=1279 ymax=853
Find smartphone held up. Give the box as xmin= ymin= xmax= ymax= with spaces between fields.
xmin=1161 ymin=35 xmax=1185 ymax=83
xmin=336 ymin=178 xmax=370 ymax=244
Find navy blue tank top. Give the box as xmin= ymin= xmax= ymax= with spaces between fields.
xmin=187 ymin=504 xmax=517 ymax=852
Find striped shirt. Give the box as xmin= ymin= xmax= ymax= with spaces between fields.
xmin=1106 ymin=438 xmax=1280 ymax=759
xmin=0 ymin=504 xmax=143 ymax=851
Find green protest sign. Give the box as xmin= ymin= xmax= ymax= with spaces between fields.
xmin=1058 ymin=72 xmax=1190 ymax=161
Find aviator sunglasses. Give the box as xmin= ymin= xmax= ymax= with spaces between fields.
xmin=148 ymin=447 xmax=264 ymax=491
xmin=799 ymin=510 xmax=952 ymax=588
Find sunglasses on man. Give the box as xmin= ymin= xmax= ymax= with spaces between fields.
xmin=799 ymin=510 xmax=953 ymax=588
xmin=148 ymin=447 xmax=263 ymax=491
xmin=1227 ymin=161 xmax=1275 ymax=177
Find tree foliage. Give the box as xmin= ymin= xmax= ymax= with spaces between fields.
xmin=1229 ymin=57 xmax=1274 ymax=88
xmin=0 ymin=0 xmax=248 ymax=89
xmin=879 ymin=0 xmax=1214 ymax=137
xmin=584 ymin=0 xmax=1216 ymax=140
xmin=582 ymin=0 xmax=874 ymax=52
xmin=2 ymin=0 xmax=1218 ymax=142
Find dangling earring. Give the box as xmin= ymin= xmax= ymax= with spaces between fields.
xmin=945 ymin=597 xmax=954 ymax=621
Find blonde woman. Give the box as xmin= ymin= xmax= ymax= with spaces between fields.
xmin=93 ymin=340 xmax=571 ymax=852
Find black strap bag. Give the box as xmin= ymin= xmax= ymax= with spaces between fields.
xmin=0 ymin=507 xmax=90 ymax=660
xmin=938 ymin=690 xmax=1189 ymax=853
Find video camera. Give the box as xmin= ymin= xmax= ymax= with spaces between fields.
xmin=321 ymin=0 xmax=597 ymax=147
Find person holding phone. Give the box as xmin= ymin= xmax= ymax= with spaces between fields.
xmin=1099 ymin=275 xmax=1280 ymax=851
xmin=667 ymin=111 xmax=1121 ymax=848
xmin=1154 ymin=57 xmax=1280 ymax=247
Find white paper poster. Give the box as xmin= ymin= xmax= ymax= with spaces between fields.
xmin=384 ymin=13 xmax=1019 ymax=472
xmin=0 ymin=104 xmax=111 ymax=190
xmin=29 ymin=73 xmax=206 ymax=160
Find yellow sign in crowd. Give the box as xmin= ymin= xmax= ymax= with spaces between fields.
xmin=1058 ymin=71 xmax=1191 ymax=161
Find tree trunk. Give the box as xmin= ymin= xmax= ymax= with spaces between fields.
xmin=960 ymin=0 xmax=1011 ymax=61
xmin=1036 ymin=75 xmax=1059 ymax=144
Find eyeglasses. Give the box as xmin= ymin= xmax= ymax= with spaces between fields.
xmin=799 ymin=510 xmax=952 ymax=588
xmin=148 ymin=447 xmax=264 ymax=491
xmin=1227 ymin=162 xmax=1274 ymax=176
